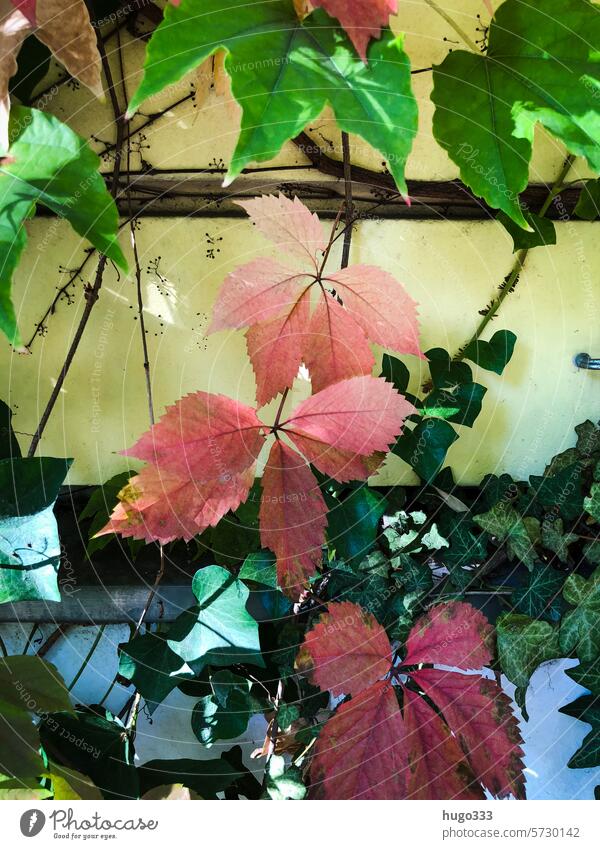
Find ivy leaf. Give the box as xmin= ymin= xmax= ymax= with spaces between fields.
xmin=39 ymin=709 xmax=138 ymax=800
xmin=559 ymin=695 xmax=600 ymax=768
xmin=574 ymin=178 xmax=600 ymax=220
xmin=496 ymin=614 xmax=561 ymax=713
xmin=462 ymin=330 xmax=517 ymax=376
xmin=559 ymin=569 xmax=600 ymax=662
xmin=0 ymin=0 xmax=102 ymax=150
xmin=0 ymin=655 xmax=73 ymax=779
xmin=0 ymin=455 xmax=72 ymax=603
xmin=497 ymin=211 xmax=556 ymax=252
xmin=192 ymin=672 xmax=254 ymax=747
xmin=325 ymin=486 xmax=387 ymax=566
xmin=585 ymin=483 xmax=600 ymax=522
xmin=210 ymin=194 xmax=421 ymax=405
xmin=474 ymin=502 xmax=537 ymax=570
xmin=528 ymin=462 xmax=583 ymax=521
xmin=541 ymin=518 xmax=578 ymax=563
xmin=167 ymin=565 xmax=263 ymax=672
xmin=432 ymin=0 xmax=600 ymax=227
xmin=79 ymin=471 xmax=136 ymax=556
xmin=566 ymin=660 xmax=600 ymax=695
xmin=239 ymin=549 xmax=277 ymax=588
xmin=118 ymin=632 xmax=188 ymax=713
xmin=128 ymin=1 xmax=418 ymax=194
xmin=138 ymin=756 xmax=245 ymax=800
xmin=265 ymin=755 xmax=306 ymax=800
xmin=393 ymin=418 xmax=459 ymax=482
xmin=512 ymin=564 xmax=565 ymax=620
xmin=0 ymin=107 xmax=126 ymax=347
xmin=381 ymin=353 xmax=410 ymax=394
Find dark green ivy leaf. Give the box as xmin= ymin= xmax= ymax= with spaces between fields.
xmin=462 ymin=330 xmax=517 ymax=376
xmin=393 ymin=418 xmax=458 ymax=483
xmin=528 ymin=462 xmax=583 ymax=522
xmin=559 ymin=695 xmax=600 ymax=769
xmin=381 ymin=354 xmax=410 ymax=394
xmin=511 ymin=564 xmax=565 ymax=621
xmin=497 ymin=211 xmax=556 ymax=251
xmin=325 ymin=486 xmax=387 ymax=566
xmin=118 ymin=631 xmax=187 ymax=713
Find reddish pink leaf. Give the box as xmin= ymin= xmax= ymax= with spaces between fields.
xmin=246 ymin=290 xmax=310 ymax=408
xmin=403 ymin=601 xmax=494 ymax=669
xmin=11 ymin=0 xmax=36 ymax=24
xmin=310 ymin=682 xmax=406 ymax=799
xmin=123 ymin=392 xmax=265 ymax=480
xmin=259 ymin=440 xmax=328 ymax=597
xmin=325 ymin=265 xmax=422 ymax=358
xmin=402 ymin=687 xmax=484 ymax=800
xmin=410 ymin=668 xmax=525 ymax=799
xmin=97 ymin=465 xmax=255 ymax=545
xmin=209 ymin=258 xmax=310 ymax=331
xmin=283 ymin=375 xmax=414 ymax=474
xmin=297 ymin=601 xmax=392 ymax=697
xmin=312 ymin=0 xmax=398 ymax=61
xmin=237 ymin=194 xmax=326 ymax=267
xmin=303 ymin=295 xmax=375 ymax=393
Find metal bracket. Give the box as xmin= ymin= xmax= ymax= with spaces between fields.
xmin=575 ymin=353 xmax=600 ymax=370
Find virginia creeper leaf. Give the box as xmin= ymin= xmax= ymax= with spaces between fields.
xmin=311 ymin=0 xmax=398 ymax=61
xmin=127 ymin=1 xmax=418 ymax=193
xmin=402 ymin=600 xmax=494 ymax=669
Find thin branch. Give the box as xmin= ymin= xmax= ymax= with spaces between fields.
xmin=27 ymin=24 xmax=127 ymax=457
xmin=340 ymin=131 xmax=353 ymax=269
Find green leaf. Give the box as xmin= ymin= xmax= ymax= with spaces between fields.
xmin=239 ymin=549 xmax=277 ymax=588
xmin=528 ymin=462 xmax=583 ymax=521
xmin=0 ymin=399 xmax=21 ymax=459
xmin=496 ymin=613 xmax=561 ymax=712
xmin=381 ymin=354 xmax=410 ymax=394
xmin=79 ymin=471 xmax=136 ymax=556
xmin=265 ymin=755 xmax=306 ymax=800
xmin=462 ymin=330 xmax=517 ymax=376
xmin=585 ymin=483 xmax=600 ymax=522
xmin=192 ymin=672 xmax=253 ymax=747
xmin=497 ymin=211 xmax=556 ymax=251
xmin=566 ymin=660 xmax=600 ymax=695
xmin=575 ymin=178 xmax=600 ymax=220
xmin=167 ymin=565 xmax=263 ymax=672
xmin=39 ymin=709 xmax=138 ymax=800
xmin=0 ymin=655 xmax=73 ymax=779
xmin=584 ymin=539 xmax=600 ymax=565
xmin=432 ymin=0 xmax=600 ymax=227
xmin=393 ymin=418 xmax=458 ymax=482
xmin=474 ymin=502 xmax=537 ymax=569
xmin=541 ymin=518 xmax=578 ymax=563
xmin=0 ymin=107 xmax=126 ymax=347
xmin=421 ymin=348 xmax=486 ymax=427
xmin=325 ymin=486 xmax=386 ymax=566
xmin=559 ymin=695 xmax=600 ymax=768
xmin=118 ymin=632 xmax=189 ymax=713
xmin=127 ymin=0 xmax=417 ymax=194
xmin=391 ymin=554 xmax=433 ymax=595
xmin=0 ymin=456 xmax=72 ymax=603
xmin=512 ymin=564 xmax=565 ymax=620
xmin=560 ymin=568 xmax=600 ymax=662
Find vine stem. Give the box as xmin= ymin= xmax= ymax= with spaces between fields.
xmin=67 ymin=625 xmax=105 ymax=692
xmin=455 ymin=153 xmax=575 ymax=360
xmin=424 ymin=0 xmax=479 ymax=51
xmin=27 ymin=25 xmax=126 ymax=457
xmin=340 ymin=131 xmax=354 ymax=269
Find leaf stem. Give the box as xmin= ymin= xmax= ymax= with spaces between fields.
xmin=67 ymin=625 xmax=105 ymax=692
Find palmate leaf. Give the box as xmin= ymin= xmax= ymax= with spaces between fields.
xmin=297 ymin=600 xmax=524 ymax=799
xmin=311 ymin=0 xmax=398 ymax=61
xmin=432 ymin=0 xmax=600 ymax=228
xmin=0 ymin=107 xmax=126 ymax=347
xmin=210 ymin=194 xmax=421 ymax=406
xmin=127 ymin=0 xmax=418 ymax=194
xmin=103 ymin=375 xmax=413 ymax=596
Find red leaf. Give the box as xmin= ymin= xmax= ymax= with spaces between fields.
xmin=123 ymin=392 xmax=265 ymax=480
xmin=283 ymin=375 xmax=414 ymax=478
xmin=237 ymin=194 xmax=326 ymax=267
xmin=310 ymin=682 xmax=406 ymax=799
xmin=98 ymin=465 xmax=255 ymax=545
xmin=403 ymin=601 xmax=494 ymax=669
xmin=410 ymin=668 xmax=525 ymax=799
xmin=245 ymin=290 xmax=310 ymax=408
xmin=209 ymin=258 xmax=310 ymax=331
xmin=403 ymin=687 xmax=484 ymax=800
xmin=296 ymin=601 xmax=392 ymax=697
xmin=209 ymin=195 xmax=421 ymax=404
xmin=303 ymin=295 xmax=375 ymax=393
xmin=325 ymin=265 xmax=422 ymax=359
xmin=312 ymin=0 xmax=398 ymax=61
xmin=259 ymin=440 xmax=328 ymax=596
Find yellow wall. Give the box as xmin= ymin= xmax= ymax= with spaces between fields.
xmin=1 ymin=1 xmax=598 ymax=484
